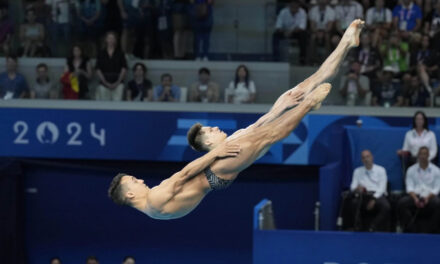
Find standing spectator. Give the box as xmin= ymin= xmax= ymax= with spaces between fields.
xmin=190 ymin=0 xmax=213 ymax=61
xmin=157 ymin=0 xmax=174 ymax=59
xmin=172 ymin=0 xmax=189 ymax=59
xmin=345 ymin=150 xmax=390 ymax=232
xmin=123 ymin=256 xmax=135 ymax=264
xmin=403 ymin=75 xmax=431 ymax=107
xmin=349 ymin=32 xmax=382 ymax=80
xmin=0 ymin=4 xmax=13 ymax=56
xmin=379 ymin=31 xmax=409 ymax=74
xmin=86 ymin=256 xmax=99 ymax=264
xmin=30 ymin=63 xmax=58 ymax=99
xmin=226 ymin=65 xmax=256 ymax=104
xmin=397 ymin=111 xmax=438 ymax=170
xmin=189 ymin=67 xmax=219 ymax=102
xmin=365 ymin=0 xmax=392 ymax=47
xmin=50 ymin=257 xmax=61 ymax=264
xmin=154 ymin=73 xmax=181 ymax=102
xmin=127 ymin=62 xmax=153 ymax=101
xmin=65 ymin=44 xmax=92 ymax=99
xmin=308 ymin=0 xmax=336 ymax=63
xmin=19 ymin=8 xmax=46 ymax=57
xmin=117 ymin=0 xmax=142 ymax=57
xmin=25 ymin=0 xmax=52 ymax=25
xmin=424 ymin=1 xmax=440 ymax=51
xmin=96 ymin=31 xmax=127 ymax=101
xmin=46 ymin=0 xmax=73 ymax=56
xmin=0 ymin=56 xmax=29 ymax=100
xmin=75 ymin=0 xmax=103 ymax=57
xmin=138 ymin=1 xmax=157 ymax=58
xmin=371 ymin=66 xmax=404 ymax=107
xmin=392 ymin=0 xmax=423 ymax=33
xmin=334 ymin=0 xmax=363 ymax=41
xmin=339 ymin=61 xmax=370 ymax=106
xmin=397 ymin=146 xmax=440 ymax=233
xmin=272 ymin=0 xmax=307 ymax=64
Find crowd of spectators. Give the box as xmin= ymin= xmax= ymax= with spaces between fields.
xmin=275 ymin=0 xmax=440 ymax=106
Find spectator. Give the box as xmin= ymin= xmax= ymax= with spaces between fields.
xmin=156 ymin=0 xmax=174 ymax=59
xmin=189 ymin=67 xmax=219 ymax=102
xmin=75 ymin=0 xmax=103 ymax=56
xmin=50 ymin=257 xmax=61 ymax=264
xmin=392 ymin=0 xmax=423 ymax=33
xmin=127 ymin=62 xmax=153 ymax=101
xmin=397 ymin=111 xmax=438 ymax=171
xmin=403 ymin=75 xmax=431 ymax=107
xmin=410 ymin=35 xmax=439 ymax=93
xmin=0 ymin=56 xmax=29 ymax=100
xmin=424 ymin=1 xmax=440 ymax=51
xmin=65 ymin=44 xmax=92 ymax=99
xmin=138 ymin=1 xmax=158 ymax=58
xmin=345 ymin=150 xmax=390 ymax=232
xmin=379 ymin=31 xmax=409 ymax=74
xmin=365 ymin=0 xmax=392 ymax=47
xmin=308 ymin=0 xmax=336 ymax=63
xmin=334 ymin=0 xmax=363 ymax=39
xmin=154 ymin=73 xmax=181 ymax=102
xmin=272 ymin=0 xmax=307 ymax=64
xmin=339 ymin=61 xmax=370 ymax=106
xmin=19 ymin=8 xmax=45 ymax=57
xmin=371 ymin=66 xmax=404 ymax=106
xmin=117 ymin=0 xmax=142 ymax=57
xmin=46 ymin=0 xmax=73 ymax=56
xmin=123 ymin=256 xmax=135 ymax=264
xmin=0 ymin=4 xmax=13 ymax=56
xmin=172 ymin=0 xmax=189 ymax=59
xmin=95 ymin=31 xmax=127 ymax=101
xmin=190 ymin=0 xmax=214 ymax=61
xmin=86 ymin=256 xmax=99 ymax=264
xmin=349 ymin=32 xmax=382 ymax=80
xmin=226 ymin=65 xmax=256 ymax=104
xmin=30 ymin=63 xmax=57 ymax=99
xmin=397 ymin=146 xmax=440 ymax=233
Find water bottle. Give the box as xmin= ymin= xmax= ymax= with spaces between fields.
xmin=314 ymin=201 xmax=320 ymax=231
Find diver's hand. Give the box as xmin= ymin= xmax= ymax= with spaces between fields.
xmin=215 ymin=142 xmax=241 ymax=158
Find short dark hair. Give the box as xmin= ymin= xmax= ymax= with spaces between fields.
xmin=36 ymin=63 xmax=48 ymax=71
xmin=108 ymin=173 xmax=130 ymax=206
xmin=187 ymin=123 xmax=208 ymax=152
xmin=199 ymin=67 xmax=210 ymax=75
xmin=133 ymin=62 xmax=147 ymax=73
xmin=412 ymin=111 xmax=429 ymax=131
xmin=418 ymin=146 xmax=430 ymax=155
xmin=161 ymin=73 xmax=172 ymax=81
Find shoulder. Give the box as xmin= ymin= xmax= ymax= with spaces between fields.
xmin=407 ymin=164 xmax=418 ymax=174
xmin=353 ymin=166 xmax=363 ymax=174
xmin=309 ymin=6 xmax=318 ymax=14
xmin=299 ymin=8 xmax=306 ymax=15
xmin=375 ymin=164 xmax=386 ymax=173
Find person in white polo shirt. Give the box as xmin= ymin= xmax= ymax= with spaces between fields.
xmin=309 ymin=0 xmax=336 ymax=63
xmin=397 ymin=146 xmax=440 ymax=233
xmin=347 ymin=150 xmax=390 ymax=231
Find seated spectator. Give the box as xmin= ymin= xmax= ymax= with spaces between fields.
xmin=127 ymin=62 xmax=153 ymax=101
xmin=64 ymin=45 xmax=92 ymax=99
xmin=344 ymin=150 xmax=390 ymax=232
xmin=392 ymin=0 xmax=423 ymax=34
xmin=349 ymin=32 xmax=382 ymax=80
xmin=154 ymin=73 xmax=181 ymax=102
xmin=189 ymin=67 xmax=219 ymax=102
xmin=410 ymin=35 xmax=439 ymax=93
xmin=380 ymin=31 xmax=409 ymax=74
xmin=226 ymin=65 xmax=256 ymax=104
xmin=403 ymin=75 xmax=431 ymax=107
xmin=371 ymin=66 xmax=404 ymax=107
xmin=50 ymin=257 xmax=61 ymax=264
xmin=117 ymin=0 xmax=143 ymax=57
xmin=86 ymin=256 xmax=99 ymax=264
xmin=123 ymin=256 xmax=135 ymax=264
xmin=190 ymin=0 xmax=214 ymax=61
xmin=424 ymin=1 xmax=440 ymax=51
xmin=397 ymin=111 xmax=438 ymax=171
xmin=397 ymin=146 xmax=440 ymax=233
xmin=0 ymin=4 xmax=13 ymax=56
xmin=365 ymin=0 xmax=392 ymax=47
xmin=339 ymin=61 xmax=370 ymax=106
xmin=272 ymin=0 xmax=307 ymax=64
xmin=0 ymin=55 xmax=29 ymax=100
xmin=95 ymin=31 xmax=127 ymax=101
xmin=30 ymin=63 xmax=57 ymax=99
xmin=46 ymin=0 xmax=73 ymax=56
xmin=19 ymin=8 xmax=45 ymax=57
xmin=308 ymin=0 xmax=336 ymax=63
xmin=74 ymin=0 xmax=103 ymax=57
xmin=333 ymin=0 xmax=363 ymax=47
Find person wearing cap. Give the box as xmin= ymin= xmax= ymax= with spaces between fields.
xmin=371 ymin=65 xmax=404 ymax=107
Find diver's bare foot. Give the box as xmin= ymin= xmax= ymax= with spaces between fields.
xmin=342 ymin=19 xmax=365 ymax=48
xmin=306 ymin=83 xmax=331 ymax=110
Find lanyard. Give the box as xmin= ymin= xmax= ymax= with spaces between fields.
xmin=400 ymin=5 xmax=413 ymax=21
xmin=374 ymin=8 xmax=384 ymax=21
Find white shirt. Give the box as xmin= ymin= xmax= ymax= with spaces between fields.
xmin=402 ymin=129 xmax=438 ymax=161
xmin=366 ymin=7 xmax=392 ymax=26
xmin=309 ymin=5 xmax=336 ymax=30
xmin=275 ymin=7 xmax=307 ymax=31
xmin=350 ymin=164 xmax=388 ymax=198
xmin=406 ymin=163 xmax=440 ymax=198
xmin=227 ymin=80 xmax=256 ymax=104
xmin=335 ymin=1 xmax=364 ymax=29
xmin=46 ymin=0 xmax=71 ymax=24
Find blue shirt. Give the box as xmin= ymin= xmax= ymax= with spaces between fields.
xmin=392 ymin=3 xmax=422 ymax=31
xmin=154 ymin=85 xmax=181 ymax=101
xmin=0 ymin=72 xmax=29 ymax=99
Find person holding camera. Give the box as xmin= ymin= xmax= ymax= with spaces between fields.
xmin=340 ymin=61 xmax=370 ymax=106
